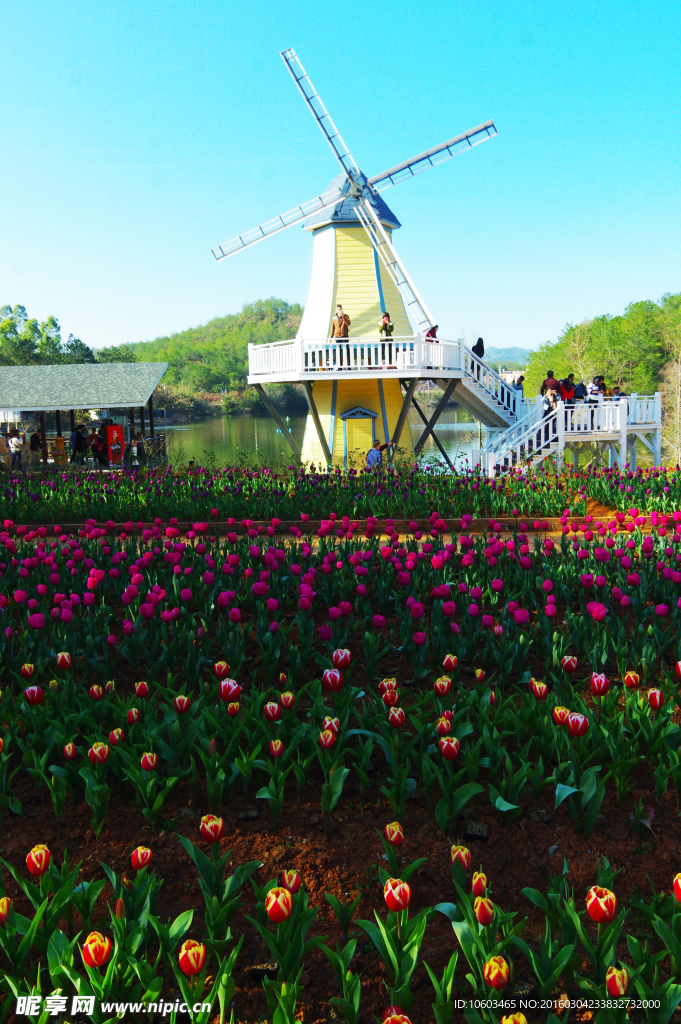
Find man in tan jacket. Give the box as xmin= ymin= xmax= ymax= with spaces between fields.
xmin=330 ymin=304 xmax=351 ymax=338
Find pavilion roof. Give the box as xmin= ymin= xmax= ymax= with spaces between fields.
xmin=0 ymin=362 xmax=168 ymax=412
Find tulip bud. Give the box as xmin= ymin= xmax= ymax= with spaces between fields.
xmin=141 ymin=752 xmax=158 ymax=771
xmin=88 ymin=742 xmax=110 ymax=764
xmin=115 ymin=897 xmax=126 ymax=919
xmin=382 ymin=689 xmax=399 ymax=708
xmin=561 ymin=655 xmax=578 ymax=674
xmin=433 ymin=675 xmax=452 ymax=697
xmin=319 ymin=728 xmax=336 ymax=749
xmin=529 ymin=678 xmax=548 ymax=701
xmin=174 ymin=695 xmax=191 ymax=714
xmin=82 ymin=931 xmax=112 ymax=969
xmin=219 ymin=678 xmax=241 ymax=702
xmin=322 ymin=716 xmax=340 ymax=734
xmin=200 ymin=814 xmax=225 ymax=844
xmin=450 ymin=845 xmax=471 ymax=870
xmin=227 ymin=701 xmax=239 ymax=717
xmin=474 ymin=668 xmax=485 ymax=683
xmin=279 ymin=691 xmax=295 ymax=710
xmin=109 ymin=728 xmax=124 ymax=746
xmin=379 ymin=678 xmax=398 ymax=694
xmin=332 ymin=649 xmax=351 ymax=669
xmin=435 ymin=716 xmax=451 ymax=735
xmin=439 ymin=735 xmax=460 ymax=760
xmin=383 ymin=877 xmax=411 ymax=912
xmin=56 ymin=652 xmax=72 ymax=671
xmin=105 ymin=680 xmax=115 ymax=694
xmin=0 ymin=896 xmax=11 ymax=926
xmin=474 ymin=895 xmax=495 ymax=926
xmin=48 ymin=679 xmax=59 ymax=693
xmin=388 ymin=707 xmax=406 ymax=729
xmin=63 ymin=741 xmax=77 ymax=760
xmin=279 ymin=672 xmax=287 ymax=686
xmin=552 ymin=705 xmax=570 ymax=726
xmin=26 ymin=844 xmax=51 ymax=876
xmin=483 ymin=955 xmax=509 ymax=990
xmin=648 ymin=688 xmax=664 ymax=710
xmin=265 ymin=886 xmax=293 ymax=922
xmin=384 ymin=821 xmax=404 ymax=847
xmin=269 ymin=739 xmax=284 ymax=758
xmin=179 ymin=939 xmax=206 ymax=976
xmin=442 ymin=654 xmax=458 ymax=671
xmin=264 ymin=701 xmax=282 ymax=722
xmin=131 ymin=846 xmax=152 ymax=870
xmin=208 ymin=737 xmax=217 ymax=756
xmin=590 ymin=673 xmax=609 ymax=696
xmin=127 ymin=707 xmax=141 ymax=725
xmin=586 ymin=885 xmax=616 ymax=923
xmin=23 ymin=685 xmax=44 ymax=706
xmin=280 ymin=869 xmax=302 ymax=893
xmin=322 ymin=668 xmax=343 ymax=692
xmin=606 ymin=965 xmax=629 ymax=997
xmin=134 ymin=681 xmax=149 ymax=698
xmin=501 ymin=1015 xmax=528 ymax=1024
xmin=567 ymin=712 xmax=589 ymax=737
xmin=20 ymin=663 xmax=36 ymax=680
xmin=213 ymin=661 xmax=230 ymax=679
xmin=89 ymin=684 xmax=103 ymax=702
xmin=472 ymin=871 xmax=487 ymax=897
xmin=624 ymin=670 xmax=640 ymax=690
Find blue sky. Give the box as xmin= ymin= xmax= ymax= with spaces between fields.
xmin=2 ymin=0 xmax=680 ymax=351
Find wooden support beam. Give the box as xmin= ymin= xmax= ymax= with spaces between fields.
xmin=414 ymin=379 xmax=456 ymax=454
xmin=302 ymin=382 xmax=331 ymax=464
xmin=55 ymin=410 xmax=62 ymax=437
xmin=253 ymin=384 xmax=301 ymax=456
xmin=39 ymin=411 xmax=48 ymax=464
xmin=139 ymin=406 xmax=145 ymax=436
xmin=148 ymin=395 xmax=155 ymax=439
xmin=392 ymin=379 xmax=418 ymax=453
xmin=69 ymin=410 xmax=75 ymax=433
xmin=410 ymin=394 xmax=453 ymax=468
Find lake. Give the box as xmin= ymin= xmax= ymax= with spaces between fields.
xmin=161 ymin=407 xmax=489 ymax=469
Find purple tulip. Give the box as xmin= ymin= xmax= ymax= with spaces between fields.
xmin=318 ymin=623 xmax=333 ymax=641
xmin=410 ymin=602 xmax=424 ymax=620
xmin=180 ymin=588 xmax=192 ymax=602
xmin=413 ymin=631 xmax=427 ymax=647
xmin=372 ymin=615 xmax=386 ymax=630
xmin=122 ymin=619 xmax=135 ymax=635
xmin=329 ymin=606 xmax=341 ymax=621
xmin=28 ymin=613 xmax=45 ymax=630
xmin=229 ymin=607 xmax=241 ymax=623
xmin=107 ymin=634 xmax=117 ymax=646
xmin=513 ymin=608 xmax=529 ymax=625
xmin=491 ymin=579 xmax=503 ymax=592
xmin=139 ymin=603 xmax=155 ymax=619
xmin=14 ymin=590 xmax=27 ymax=604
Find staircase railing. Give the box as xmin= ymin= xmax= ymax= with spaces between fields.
xmin=460 ymin=347 xmax=519 ymax=418
xmin=484 ymin=406 xmax=559 ymax=473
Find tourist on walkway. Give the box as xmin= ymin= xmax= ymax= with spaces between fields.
xmin=541 ymin=370 xmax=560 ymax=395
xmin=366 ymin=438 xmax=390 ymax=468
xmin=8 ymin=429 xmax=23 ymax=469
xmin=29 ymin=429 xmax=42 ymax=467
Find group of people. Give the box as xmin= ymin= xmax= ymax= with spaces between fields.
xmin=540 ymin=369 xmax=627 ymax=416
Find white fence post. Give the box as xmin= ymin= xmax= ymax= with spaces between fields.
xmin=619 ymin=398 xmax=627 ymax=468
xmin=556 ymin=401 xmax=565 ymax=462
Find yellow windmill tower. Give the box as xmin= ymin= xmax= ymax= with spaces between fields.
xmin=213 ymin=49 xmax=520 ymax=468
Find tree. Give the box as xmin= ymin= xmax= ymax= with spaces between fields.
xmin=0 ymin=305 xmax=41 ymax=364
xmin=37 ymin=315 xmax=63 ymax=362
xmin=63 ymin=335 xmax=95 ymax=363
xmin=96 ymin=343 xmax=138 ymax=363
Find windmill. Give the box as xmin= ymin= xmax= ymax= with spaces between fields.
xmin=213 ymin=48 xmax=508 ymax=467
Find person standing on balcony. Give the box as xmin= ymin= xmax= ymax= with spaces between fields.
xmin=379 ymin=312 xmax=394 ymax=338
xmin=331 ymin=304 xmax=352 ymax=369
xmin=540 ymin=369 xmax=560 ymax=395
xmin=425 ymin=324 xmax=439 ymax=342
xmin=472 ymin=336 xmax=485 ymax=358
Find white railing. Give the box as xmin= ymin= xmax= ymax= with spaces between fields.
xmin=485 ymin=394 xmax=663 ymax=472
xmin=248 ymin=334 xmax=521 ymax=420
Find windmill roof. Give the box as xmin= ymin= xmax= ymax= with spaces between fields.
xmin=304 ymin=172 xmax=401 ymax=231
xmin=0 ymin=362 xmax=168 ymax=412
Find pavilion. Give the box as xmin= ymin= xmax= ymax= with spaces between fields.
xmin=0 ymin=362 xmax=168 ymax=463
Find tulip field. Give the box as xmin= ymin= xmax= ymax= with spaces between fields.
xmin=1 ymin=494 xmax=681 ymax=1024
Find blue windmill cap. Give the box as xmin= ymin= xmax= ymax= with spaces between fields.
xmin=304 ymin=171 xmax=401 ymax=231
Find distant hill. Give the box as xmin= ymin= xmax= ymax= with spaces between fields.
xmin=485 ymin=346 xmax=531 ymax=367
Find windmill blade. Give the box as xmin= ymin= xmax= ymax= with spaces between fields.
xmin=212 ymin=183 xmax=346 ymax=261
xmin=281 ymin=48 xmax=361 ymax=190
xmin=368 ymin=120 xmax=497 ymax=193
xmin=355 ymin=198 xmax=435 ymax=332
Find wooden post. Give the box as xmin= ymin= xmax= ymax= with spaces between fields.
xmin=128 ymin=408 xmax=135 ymax=442
xmin=39 ymin=412 xmax=48 ymax=465
xmin=69 ymin=410 xmax=75 ymax=433
xmin=55 ymin=410 xmax=62 ymax=437
xmin=139 ymin=406 xmax=145 ymax=436
xmin=148 ymin=396 xmax=155 ymax=439
xmin=619 ymin=398 xmax=628 ymax=469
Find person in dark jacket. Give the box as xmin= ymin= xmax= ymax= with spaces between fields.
xmin=379 ymin=312 xmax=394 ymax=338
xmin=425 ymin=324 xmax=439 ymax=342
xmin=472 ymin=337 xmax=485 ymax=358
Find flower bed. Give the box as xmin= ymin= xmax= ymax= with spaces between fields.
xmin=1 ymin=510 xmax=681 ymax=1022
xmin=1 ymin=464 xmax=583 ymax=524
